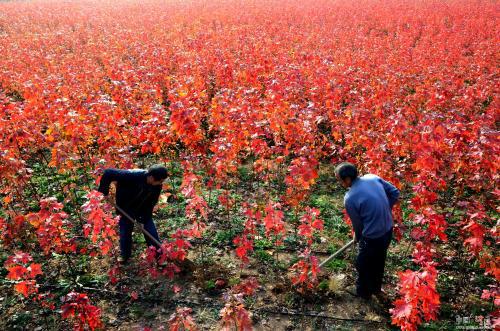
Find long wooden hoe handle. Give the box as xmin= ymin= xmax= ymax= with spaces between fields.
xmin=308 ymin=239 xmax=355 ymax=276
xmin=112 ymin=203 xmax=163 ymax=248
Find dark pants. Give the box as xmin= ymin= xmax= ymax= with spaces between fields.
xmin=355 ymin=228 xmax=392 ymax=298
xmin=119 ymin=216 xmax=161 ymax=260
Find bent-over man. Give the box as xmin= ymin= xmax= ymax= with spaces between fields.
xmin=335 ymin=162 xmax=399 ymax=300
xmin=98 ymin=165 xmax=168 ymax=264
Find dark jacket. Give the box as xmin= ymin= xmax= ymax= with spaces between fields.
xmin=98 ymin=168 xmax=162 ymax=222
xmin=344 ymin=174 xmax=399 ymax=240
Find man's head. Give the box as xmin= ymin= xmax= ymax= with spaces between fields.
xmin=335 ymin=162 xmax=358 ymax=189
xmin=146 ymin=165 xmax=168 ymax=186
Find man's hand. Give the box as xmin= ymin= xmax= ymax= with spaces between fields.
xmin=105 ymin=195 xmax=115 ymax=206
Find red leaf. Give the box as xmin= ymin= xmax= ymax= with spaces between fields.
xmin=14 ymin=281 xmax=30 ymax=297
xmin=28 ymin=263 xmax=42 ymax=278
xmin=391 ymin=299 xmax=413 ymax=319
xmin=7 ymin=265 xmax=27 ymax=280
xmin=173 ymin=284 xmax=182 ymax=293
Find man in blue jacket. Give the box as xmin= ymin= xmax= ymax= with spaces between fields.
xmin=98 ymin=165 xmax=168 ymax=263
xmin=335 ymin=162 xmax=399 ymax=300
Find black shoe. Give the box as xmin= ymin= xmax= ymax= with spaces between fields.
xmin=358 ymin=293 xmax=372 ymax=301
xmin=118 ymin=256 xmax=130 ymax=265
xmin=373 ymin=290 xmax=391 ymax=306
xmin=345 ymin=287 xmax=357 ymax=297
xmin=345 ymin=286 xmax=371 ymax=300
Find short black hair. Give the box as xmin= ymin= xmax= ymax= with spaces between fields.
xmin=147 ymin=165 xmax=168 ymax=181
xmin=335 ymin=162 xmax=358 ymax=181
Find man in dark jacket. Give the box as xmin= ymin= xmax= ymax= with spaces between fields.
xmin=335 ymin=162 xmax=399 ymax=300
xmin=98 ymin=165 xmax=168 ymax=263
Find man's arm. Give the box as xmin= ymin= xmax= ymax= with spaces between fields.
xmin=345 ymin=198 xmax=363 ymax=242
xmin=98 ymin=168 xmax=128 ymax=196
xmin=379 ymin=178 xmax=400 ymax=208
xmin=143 ymin=187 xmax=162 ymax=220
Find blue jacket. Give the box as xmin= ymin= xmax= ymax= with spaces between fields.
xmin=344 ymin=174 xmax=399 ymax=239
xmin=98 ymin=168 xmax=162 ymax=222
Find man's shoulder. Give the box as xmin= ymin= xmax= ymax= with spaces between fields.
xmin=347 ymin=176 xmax=378 ymax=198
xmin=361 ymin=174 xmax=380 ymax=181
xmin=106 ymin=168 xmax=147 ymax=180
xmin=125 ymin=169 xmax=147 ymax=179
xmin=127 ymin=168 xmax=147 ymax=174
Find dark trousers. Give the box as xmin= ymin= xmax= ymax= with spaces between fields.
xmin=119 ymin=216 xmax=161 ymax=260
xmin=355 ymin=228 xmax=392 ymax=298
